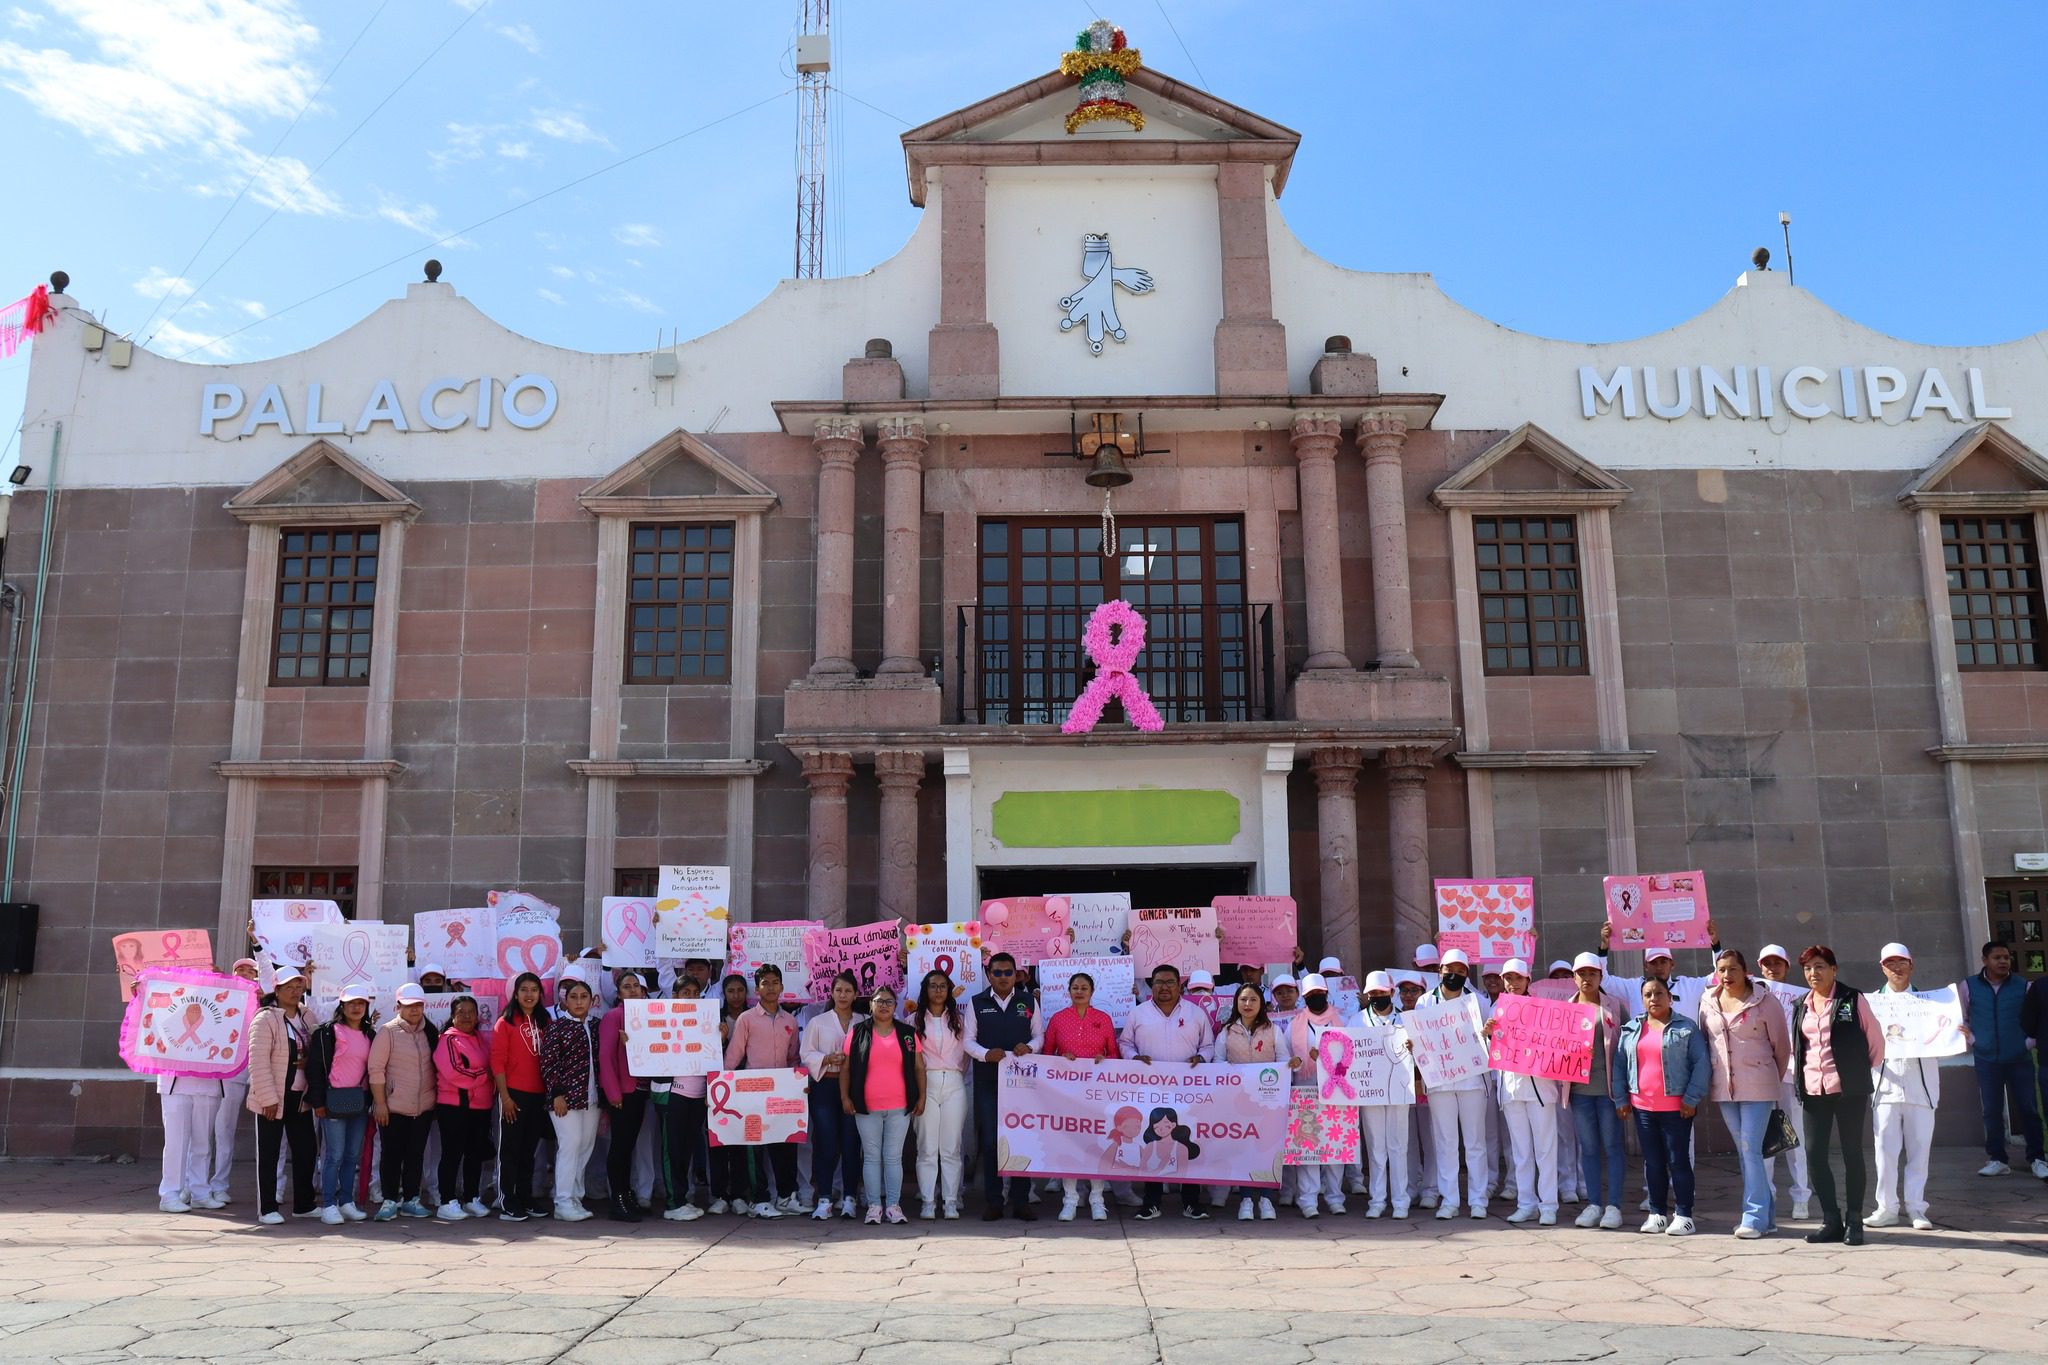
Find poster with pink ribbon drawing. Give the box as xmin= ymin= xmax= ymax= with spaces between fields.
xmin=111 ymin=929 xmax=214 ymax=1004
xmin=1487 ymin=993 xmax=1598 ymax=1084
xmin=601 ymin=897 xmax=659 ymax=969
xmin=249 ymin=899 xmax=342 ymax=970
xmin=413 ymin=909 xmax=498 ymax=981
xmin=1213 ymin=895 xmax=1297 ymax=966
xmin=979 ymin=896 xmax=1072 ymax=967
xmin=1284 ymin=1091 xmax=1360 ymax=1166
xmin=1602 ymin=871 xmax=1712 ymax=950
xmin=905 ymin=921 xmax=985 ymax=994
xmin=1433 ymin=878 xmax=1535 ymax=965
xmin=705 ymin=1068 xmax=810 ymax=1146
xmin=490 ymin=891 xmax=565 ymax=980
xmin=1313 ymin=1026 xmax=1415 ymax=1106
xmin=726 ymin=921 xmax=816 ymax=1002
xmin=119 ymin=967 xmax=257 ymax=1079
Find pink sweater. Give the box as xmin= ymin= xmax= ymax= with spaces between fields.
xmin=433 ymin=1027 xmax=495 ymax=1109
xmin=598 ymin=1007 xmax=640 ymax=1107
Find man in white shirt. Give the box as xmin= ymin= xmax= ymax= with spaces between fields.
xmin=1119 ymin=964 xmax=1216 ymax=1221
xmin=1593 ymin=921 xmax=1720 ymax=1021
xmin=1869 ymin=943 xmax=1938 ymax=1231
xmin=1423 ymin=949 xmax=1494 ymax=1220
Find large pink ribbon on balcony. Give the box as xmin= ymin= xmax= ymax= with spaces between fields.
xmin=1061 ymin=599 xmax=1164 ymax=734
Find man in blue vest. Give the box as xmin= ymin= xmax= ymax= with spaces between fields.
xmin=1961 ymin=941 xmax=2045 ymax=1178
xmin=966 ymin=951 xmax=1038 ymax=1220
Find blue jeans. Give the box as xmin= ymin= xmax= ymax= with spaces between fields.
xmin=855 ymin=1107 xmax=910 ymax=1210
xmin=1570 ymin=1095 xmax=1625 ymax=1206
xmin=810 ymin=1079 xmax=863 ymax=1204
xmin=1721 ymin=1099 xmax=1776 ymax=1231
xmin=319 ymin=1112 xmax=367 ymax=1209
xmin=1632 ymin=1108 xmax=1695 ymax=1218
xmin=1975 ymin=1056 xmax=2044 ymax=1162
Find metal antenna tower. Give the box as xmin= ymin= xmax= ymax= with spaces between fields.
xmin=794 ymin=0 xmax=831 ymax=278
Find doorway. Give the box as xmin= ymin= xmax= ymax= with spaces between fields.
xmin=977 ymin=864 xmax=1251 ymax=909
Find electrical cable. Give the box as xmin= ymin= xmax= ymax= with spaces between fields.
xmin=1152 ymin=0 xmax=1210 ymax=88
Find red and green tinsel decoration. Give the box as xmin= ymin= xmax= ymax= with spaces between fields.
xmin=1060 ymin=20 xmax=1143 ymax=134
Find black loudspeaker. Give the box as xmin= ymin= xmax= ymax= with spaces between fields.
xmin=0 ymin=903 xmax=37 ymax=973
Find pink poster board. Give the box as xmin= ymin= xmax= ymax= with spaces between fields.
xmin=1129 ymin=906 xmax=1221 ymax=980
xmin=1603 ymin=871 xmax=1712 ymax=950
xmin=1433 ymin=878 xmax=1534 ymax=965
xmin=705 ymin=1067 xmax=811 ymax=1146
xmin=111 ymin=929 xmax=213 ymax=1004
xmin=1487 ymin=992 xmax=1598 ymax=1083
xmin=119 ymin=967 xmax=257 ymax=1079
xmin=1213 ymin=895 xmax=1297 ymax=966
xmin=803 ymin=920 xmax=905 ymax=997
xmin=1283 ymin=1091 xmax=1360 ymax=1166
xmin=980 ymin=896 xmax=1072 ymax=967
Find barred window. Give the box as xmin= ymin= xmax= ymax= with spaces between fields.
xmin=1476 ymin=515 xmax=1586 ymax=675
xmin=273 ymin=527 xmax=378 ymax=685
xmin=254 ymin=865 xmax=358 ymax=919
xmin=1943 ymin=515 xmax=2045 ymax=670
xmin=614 ymin=868 xmax=658 ymax=897
xmin=626 ymin=522 xmax=734 ymax=682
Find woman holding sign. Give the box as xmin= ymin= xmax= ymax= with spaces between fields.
xmin=840 ymin=984 xmax=925 ymax=1224
xmin=1870 ymin=944 xmax=1938 ymax=1231
xmin=1611 ymin=978 xmax=1710 ymax=1237
xmin=913 ymin=969 xmax=971 ymax=1220
xmin=247 ymin=967 xmax=318 ymax=1224
xmin=1040 ymin=970 xmax=1121 ymax=1222
xmin=1487 ymin=961 xmax=1562 ymax=1226
xmin=1286 ymin=974 xmax=1346 ymax=1218
xmin=1355 ymin=972 xmax=1413 ymax=1219
xmin=1222 ymin=981 xmax=1287 ymax=1221
xmin=1699 ymin=949 xmax=1791 ymax=1238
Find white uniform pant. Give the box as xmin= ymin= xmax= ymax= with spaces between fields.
xmin=160 ymin=1092 xmax=218 ymax=1200
xmin=1484 ymin=1094 xmax=1507 ymax=1195
xmin=1502 ymin=1098 xmax=1559 ymax=1212
xmin=916 ymin=1070 xmax=968 ymax=1207
xmin=1407 ymin=1104 xmax=1434 ymax=1190
xmin=550 ymin=1107 xmax=600 ymax=1204
xmin=1361 ymin=1105 xmax=1411 ymax=1207
xmin=1430 ymin=1087 xmax=1493 ymax=1207
xmin=1874 ymin=1101 xmax=1934 ymax=1218
xmin=212 ymin=1080 xmax=248 ymax=1199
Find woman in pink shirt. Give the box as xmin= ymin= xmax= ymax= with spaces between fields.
xmin=306 ymin=985 xmax=378 ymax=1225
xmin=431 ymin=995 xmax=495 ymax=1222
xmin=912 ymin=970 xmax=970 ymax=1220
xmin=1792 ymin=945 xmax=1886 ymax=1246
xmin=840 ymin=984 xmax=925 ymax=1224
xmin=1040 ymin=971 xmax=1121 ymax=1222
xmin=597 ymin=971 xmax=651 ymax=1223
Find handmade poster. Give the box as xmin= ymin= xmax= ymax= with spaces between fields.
xmin=1433 ymin=878 xmax=1535 ymax=964
xmin=1064 ymin=892 xmax=1132 ymax=956
xmin=1328 ymin=974 xmax=1362 ymax=1019
xmin=980 ymin=896 xmax=1072 ymax=967
xmin=1035 ymin=956 xmax=1136 ymax=1030
xmin=601 ymin=897 xmax=658 ymax=969
xmin=249 ymin=899 xmax=342 ymax=969
xmin=705 ymin=1068 xmax=810 ymax=1146
xmin=726 ymin=920 xmax=816 ymax=1003
xmin=421 ymin=992 xmax=498 ymax=1033
xmin=1213 ymin=895 xmax=1297 ymax=966
xmin=994 ymin=1058 xmax=1290 ymax=1189
xmin=1314 ymin=1026 xmax=1416 ymax=1107
xmin=654 ymin=865 xmax=731 ymax=960
xmin=308 ymin=922 xmax=408 ymax=989
xmin=623 ymin=998 xmax=723 ymax=1077
xmin=1190 ymin=991 xmax=1234 ymax=1031
xmin=905 ymin=921 xmax=985 ymax=994
xmin=1284 ymin=1090 xmax=1360 ymax=1166
xmin=490 ymin=892 xmax=565 ymax=980
xmin=1603 ymin=872 xmax=1712 ymax=950
xmin=1129 ymin=905 xmax=1220 ymax=980
xmin=804 ymin=919 xmax=905 ymax=998
xmin=111 ymin=929 xmax=213 ymax=1003
xmin=1865 ymin=985 xmax=1967 ymax=1060
xmin=1487 ymin=993 xmax=1598 ymax=1083
xmin=1406 ymin=993 xmax=1490 ymax=1089
xmin=412 ymin=908 xmax=499 ymax=981
xmin=119 ymin=967 xmax=257 ymax=1079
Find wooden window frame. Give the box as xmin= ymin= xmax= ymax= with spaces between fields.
xmin=1474 ymin=513 xmax=1588 ymax=676
xmin=253 ymin=864 xmax=359 ymax=919
xmin=614 ymin=867 xmax=658 ymax=898
xmin=1987 ymin=877 xmax=2048 ymax=978
xmin=624 ymin=520 xmax=737 ymax=685
xmin=1941 ymin=514 xmax=2047 ymax=672
xmin=271 ymin=525 xmax=380 ymax=687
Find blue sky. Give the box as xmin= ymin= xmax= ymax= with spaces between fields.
xmin=3 ymin=0 xmax=2046 ymax=469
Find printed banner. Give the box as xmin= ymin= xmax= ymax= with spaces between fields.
xmin=1037 ymin=955 xmax=1137 ymax=1029
xmin=412 ymin=909 xmax=499 ymax=981
xmin=111 ymin=929 xmax=213 ymax=1003
xmin=705 ymin=1067 xmax=811 ymax=1146
xmin=1314 ymin=1026 xmax=1416 ymax=1107
xmin=654 ymin=866 xmax=731 ymax=960
xmin=905 ymin=921 xmax=985 ymax=994
xmin=421 ymin=992 xmax=498 ymax=1034
xmin=726 ymin=921 xmax=817 ymax=1003
xmin=1487 ymin=992 xmax=1598 ymax=1083
xmin=1406 ymin=993 xmax=1490 ymax=1089
xmin=624 ymin=998 xmax=723 ymax=1077
xmin=804 ymin=920 xmax=905 ymax=998
xmin=1433 ymin=878 xmax=1535 ymax=965
xmin=994 ymin=1057 xmax=1290 ymax=1189
xmin=1129 ymin=906 xmax=1220 ymax=980
xmin=119 ymin=967 xmax=258 ymax=1079
xmin=1213 ymin=895 xmax=1297 ymax=966
xmin=491 ymin=892 xmax=565 ymax=980
xmin=1285 ymin=1091 xmax=1360 ymax=1165
xmin=980 ymin=896 xmax=1072 ymax=967
xmin=1866 ymin=985 xmax=1967 ymax=1060
xmin=1064 ymin=892 xmax=1132 ymax=956
xmin=1603 ymin=872 xmax=1712 ymax=950
xmin=249 ymin=899 xmax=342 ymax=969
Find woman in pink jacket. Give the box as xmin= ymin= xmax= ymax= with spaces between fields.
xmin=1699 ymin=948 xmax=1792 ymax=1238
xmin=598 ymin=971 xmax=652 ymax=1222
xmin=432 ymin=996 xmax=495 ymax=1221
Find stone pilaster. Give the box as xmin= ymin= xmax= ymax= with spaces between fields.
xmin=874 ymin=749 xmax=925 ymax=926
xmin=876 ymin=415 xmax=928 ymax=677
xmin=801 ymin=750 xmax=855 ymax=928
xmin=1311 ymin=746 xmax=1365 ymax=975
xmin=1290 ymin=411 xmax=1350 ymax=671
xmin=1359 ymin=413 xmax=1418 ymax=670
xmin=808 ymin=417 xmax=863 ymax=678
xmin=1384 ymin=744 xmax=1435 ymax=959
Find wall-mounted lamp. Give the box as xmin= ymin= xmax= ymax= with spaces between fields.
xmin=8 ymin=466 xmax=32 ymax=486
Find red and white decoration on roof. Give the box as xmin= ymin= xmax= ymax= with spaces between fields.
xmin=1061 ymin=20 xmax=1144 ymax=134
xmin=0 ymin=285 xmax=54 ymax=360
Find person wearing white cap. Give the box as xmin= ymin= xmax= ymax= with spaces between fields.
xmin=1412 ymin=945 xmax=1441 ymax=978
xmin=1317 ymin=956 xmax=1344 ymax=978
xmin=1566 ymin=952 xmax=1627 ymax=1229
xmin=246 ymin=967 xmax=318 ymax=1224
xmin=1268 ymin=976 xmax=1301 ymax=1015
xmin=1422 ymin=949 xmax=1494 ymax=1220
xmin=369 ymin=983 xmax=439 ymax=1221
xmin=307 ymin=984 xmax=379 ymax=1225
xmin=1755 ymin=945 xmax=1813 ymax=1220
xmin=1869 ymin=944 xmax=1937 ymax=1231
xmin=1545 ymin=960 xmax=1584 ymax=1204
xmin=1484 ymin=960 xmax=1561 ymax=1225
xmin=1594 ymin=917 xmax=1721 ymax=1022
xmin=1286 ymin=973 xmax=1350 ymax=1217
xmin=1394 ymin=970 xmax=1436 ymax=1203
xmin=1355 ymin=970 xmax=1413 ymax=1217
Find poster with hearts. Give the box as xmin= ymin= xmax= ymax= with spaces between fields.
xmin=726 ymin=921 xmax=817 ymax=1003
xmin=1129 ymin=906 xmax=1221 ymax=980
xmin=1062 ymin=892 xmax=1132 ymax=956
xmin=249 ymin=899 xmax=342 ymax=970
xmin=1213 ymin=895 xmax=1297 ymax=966
xmin=1283 ymin=1090 xmax=1360 ymax=1166
xmin=1036 ymin=955 xmax=1137 ymax=1029
xmin=1406 ymin=993 xmax=1490 ymax=1089
xmin=1314 ymin=1027 xmax=1416 ymax=1107
xmin=111 ymin=929 xmax=214 ymax=1004
xmin=1487 ymin=993 xmax=1598 ymax=1083
xmin=705 ymin=1067 xmax=811 ymax=1146
xmin=601 ymin=897 xmax=659 ymax=969
xmin=623 ymin=998 xmax=723 ymax=1077
xmin=1433 ymin=878 xmax=1535 ymax=965
xmin=413 ymin=908 xmax=499 ymax=981
xmin=905 ymin=921 xmax=985 ymax=994
xmin=804 ymin=920 xmax=905 ymax=998
xmin=421 ymin=992 xmax=498 ymax=1034
xmin=119 ymin=967 xmax=257 ymax=1079
xmin=654 ymin=866 xmax=731 ymax=960
xmin=980 ymin=896 xmax=1072 ymax=967
xmin=490 ymin=891 xmax=565 ymax=980
xmin=1602 ymin=872 xmax=1711 ymax=950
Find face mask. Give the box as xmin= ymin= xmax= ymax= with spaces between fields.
xmin=1370 ymin=996 xmax=1393 ymax=1013
xmin=1442 ymin=973 xmax=1467 ymax=992
xmin=1305 ymin=992 xmax=1329 ymax=1013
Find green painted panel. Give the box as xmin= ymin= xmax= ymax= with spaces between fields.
xmin=990 ymin=789 xmax=1241 ymax=848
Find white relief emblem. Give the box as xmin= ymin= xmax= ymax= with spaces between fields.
xmin=1058 ymin=233 xmax=1154 ymax=354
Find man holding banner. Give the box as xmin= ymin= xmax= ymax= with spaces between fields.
xmin=1869 ymin=944 xmax=1942 ymax=1231
xmin=1419 ymin=949 xmax=1493 ymax=1221
xmin=1120 ymin=964 xmax=1217 ymax=1220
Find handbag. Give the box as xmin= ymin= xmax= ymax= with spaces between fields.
xmin=1761 ymin=1105 xmax=1800 ymax=1157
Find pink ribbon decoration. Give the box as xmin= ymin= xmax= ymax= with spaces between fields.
xmin=340 ymin=931 xmax=372 ymax=983
xmin=171 ymin=1004 xmax=205 ymax=1048
xmin=1060 ymin=599 xmax=1164 ymax=735
xmin=443 ymin=920 xmax=468 ymax=947
xmin=611 ymin=902 xmax=648 ymax=946
xmin=1319 ymin=1030 xmax=1357 ymax=1101
xmin=161 ymin=932 xmax=183 ymax=957
xmin=709 ymin=1078 xmax=738 ymax=1120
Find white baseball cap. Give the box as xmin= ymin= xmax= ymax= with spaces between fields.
xmin=1571 ymin=952 xmax=1604 ymax=973
xmin=1547 ymin=959 xmax=1573 ymax=974
xmin=1413 ymin=945 xmax=1441 ymax=967
xmin=419 ymin=962 xmax=447 ymax=978
xmin=1501 ymin=958 xmax=1531 ymax=978
xmin=272 ymin=966 xmax=305 ymax=988
xmin=1268 ymin=976 xmax=1298 ymax=993
xmin=1317 ymin=956 xmax=1343 ymax=974
xmin=1187 ymin=969 xmax=1215 ymax=990
xmin=1394 ymin=970 xmax=1423 ymax=987
xmin=395 ymin=983 xmax=426 ymax=1005
xmin=1364 ymin=970 xmax=1394 ymax=993
xmin=339 ymin=983 xmax=373 ymax=1003
xmin=1879 ymin=942 xmax=1912 ymax=963
xmin=1645 ymin=946 xmax=1674 ymax=962
xmin=1299 ymin=973 xmax=1330 ymax=994
xmin=1758 ymin=944 xmax=1790 ymax=964
xmin=1438 ymin=948 xmax=1471 ymax=970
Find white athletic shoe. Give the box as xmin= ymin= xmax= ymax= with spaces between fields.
xmin=1300 ymin=1202 xmax=1319 ymax=1219
xmin=776 ymin=1194 xmax=803 ymax=1213
xmin=840 ymin=1197 xmax=859 ymax=1219
xmin=1327 ymin=1199 xmax=1347 ymax=1216
xmin=1538 ymin=1209 xmax=1557 ymax=1226
xmin=1089 ymin=1197 xmax=1107 ymax=1221
xmin=258 ymin=1210 xmax=286 ymax=1226
xmin=436 ymin=1201 xmax=468 ymax=1221
xmin=339 ymin=1203 xmax=369 ymax=1222
xmin=1733 ymin=1224 xmax=1762 ymax=1239
xmin=1506 ymin=1205 xmax=1537 ymax=1224
xmin=464 ymin=1199 xmax=490 ymax=1219
xmin=1665 ymin=1216 xmax=1696 ymax=1236
xmin=1865 ymin=1208 xmax=1899 ymax=1228
xmin=1365 ymin=1202 xmax=1386 ymax=1219
xmin=1793 ymin=1199 xmax=1812 ymax=1219
xmin=1574 ymin=1205 xmax=1602 ymax=1228
xmin=920 ymin=1201 xmax=936 ymax=1220
xmin=813 ymin=1200 xmax=834 ymax=1221
xmin=945 ymin=1203 xmax=962 ymax=1220
xmin=1910 ymin=1214 xmax=1934 ymax=1231
xmin=319 ymin=1206 xmax=344 ymax=1225
xmin=708 ymin=1199 xmax=730 ymax=1215
xmin=1417 ymin=1191 xmax=1440 ymax=1209
xmin=1640 ymin=1213 xmax=1669 ymax=1234
xmin=751 ymin=1200 xmax=782 ymax=1219
xmin=2031 ymin=1159 xmax=2048 ymax=1180
xmin=1059 ymin=1197 xmax=1079 ymax=1223
xmin=1435 ymin=1202 xmax=1459 ymax=1220
xmin=158 ymin=1195 xmax=192 ymax=1213
xmin=664 ymin=1203 xmax=705 ymax=1221
xmin=194 ymin=1194 xmax=228 ymax=1211
xmin=1638 ymin=1197 xmax=1653 ymax=1212
xmin=1236 ymin=1198 xmax=1254 ymax=1221
xmin=1599 ymin=1205 xmax=1623 ymax=1230
xmin=1257 ymin=1198 xmax=1277 ymax=1220
xmin=1976 ymin=1160 xmax=2009 ymax=1177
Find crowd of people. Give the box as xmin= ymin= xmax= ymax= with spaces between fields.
xmin=152 ymin=927 xmax=2048 ymax=1246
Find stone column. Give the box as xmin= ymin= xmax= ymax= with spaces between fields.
xmin=802 ymin=751 xmax=854 ymax=928
xmin=874 ymin=749 xmax=925 ymax=925
xmin=1311 ymin=746 xmax=1364 ymax=975
xmin=1384 ymin=745 xmax=1435 ymax=959
xmin=1212 ymin=161 xmax=1288 ymax=395
xmin=808 ymin=417 xmax=863 ymax=678
xmin=1290 ymin=411 xmax=1351 ymax=671
xmin=1358 ymin=413 xmax=1418 ymax=670
xmin=928 ymin=164 xmax=1000 ymax=399
xmin=876 ymin=415 xmax=928 ymax=677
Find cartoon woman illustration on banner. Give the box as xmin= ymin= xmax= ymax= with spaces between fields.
xmin=1103 ymin=1106 xmax=1145 ymax=1170
xmin=1142 ymin=1106 xmax=1200 ymax=1175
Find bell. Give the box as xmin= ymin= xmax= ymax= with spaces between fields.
xmin=1085 ymin=445 xmax=1133 ymax=488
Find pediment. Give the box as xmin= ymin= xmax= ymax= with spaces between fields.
xmin=1431 ymin=424 xmax=1631 ymax=509
xmin=225 ymin=439 xmax=418 ymax=522
xmin=1898 ymin=424 xmax=2048 ymax=508
xmin=579 ymin=429 xmax=779 ymax=515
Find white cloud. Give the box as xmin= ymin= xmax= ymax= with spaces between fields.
xmin=6 ymin=7 xmax=43 ymax=31
xmin=495 ymin=22 xmax=538 ymax=54
xmin=131 ymin=265 xmax=195 ymax=300
xmin=602 ymin=287 xmax=662 ymax=316
xmin=536 ymin=287 xmax=565 ymax=306
xmin=547 ymin=263 xmax=576 ymax=280
xmin=148 ymin=318 xmax=239 ymax=360
xmin=375 ymin=191 xmax=467 ymax=245
xmin=231 ymin=298 xmax=266 ymax=318
xmin=495 ymin=139 xmax=531 ymax=160
xmin=613 ymin=223 xmax=660 ymax=248
xmin=530 ymin=107 xmax=608 ymax=147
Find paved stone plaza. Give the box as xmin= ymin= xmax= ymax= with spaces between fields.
xmin=0 ymin=1153 xmax=2042 ymax=1364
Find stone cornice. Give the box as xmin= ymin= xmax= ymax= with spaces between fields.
xmin=567 ymin=758 xmax=774 ymax=779
xmin=214 ymin=758 xmax=406 ymax=779
xmin=1453 ymin=749 xmax=1655 ymax=769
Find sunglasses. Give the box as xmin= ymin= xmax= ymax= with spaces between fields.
xmin=988 ymin=967 xmax=1016 ymax=977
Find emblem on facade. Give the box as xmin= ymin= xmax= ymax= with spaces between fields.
xmin=1059 ymin=233 xmax=1154 ymax=355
